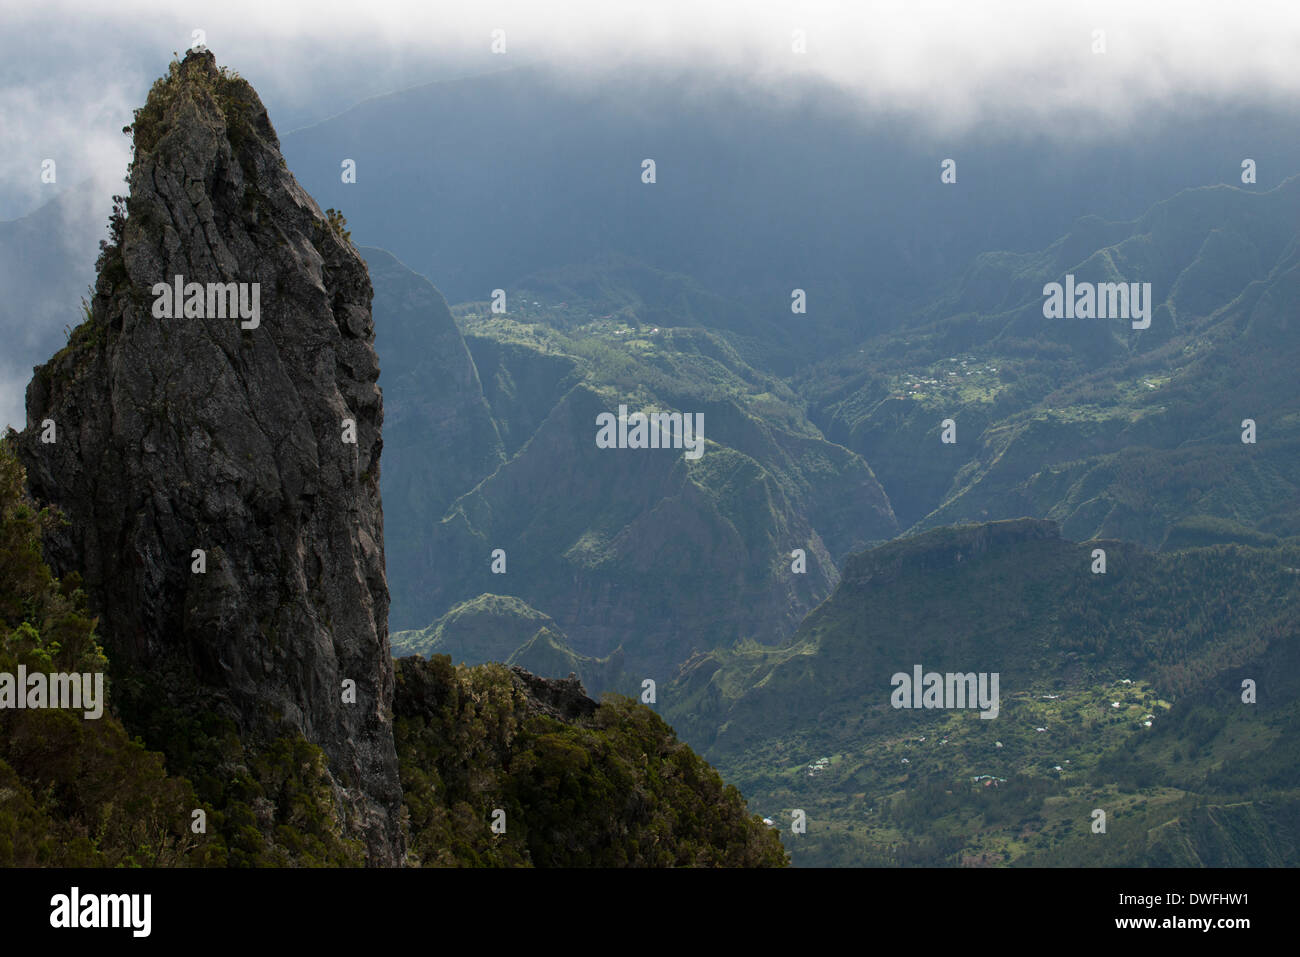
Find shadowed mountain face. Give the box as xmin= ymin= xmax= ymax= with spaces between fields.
xmin=364 ymin=245 xmax=507 ymax=631
xmin=13 ymin=49 xmax=404 ymax=864
xmin=362 ymin=247 xmax=898 ymax=680
xmin=802 ymin=177 xmax=1300 ymax=545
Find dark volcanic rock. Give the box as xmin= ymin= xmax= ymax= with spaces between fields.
xmin=14 ymin=49 xmax=403 ymax=864
xmin=508 ymin=666 xmax=598 ymax=722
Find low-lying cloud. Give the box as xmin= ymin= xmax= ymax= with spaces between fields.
xmin=4 ymin=0 xmax=1299 ymax=219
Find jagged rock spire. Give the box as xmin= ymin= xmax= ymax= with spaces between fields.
xmin=16 ymin=48 xmax=404 ymax=864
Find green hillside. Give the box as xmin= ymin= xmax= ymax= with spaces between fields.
xmin=665 ymin=519 xmax=1300 ymax=866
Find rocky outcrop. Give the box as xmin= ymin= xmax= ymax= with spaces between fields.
xmin=508 ymin=666 xmax=598 ymax=722
xmin=390 ymin=656 xmax=596 ymax=726
xmin=14 ymin=49 xmax=403 ymax=864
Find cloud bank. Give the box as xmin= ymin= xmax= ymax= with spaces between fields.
xmin=3 ymin=1 xmax=1300 ymax=218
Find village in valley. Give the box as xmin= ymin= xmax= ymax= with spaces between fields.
xmin=744 ymin=676 xmax=1178 ymax=863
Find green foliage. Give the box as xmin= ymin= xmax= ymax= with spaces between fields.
xmin=392 ymin=593 xmax=554 ymax=662
xmin=324 ymin=208 xmax=352 ymax=244
xmin=0 ymin=440 xmax=361 ymax=867
xmin=105 ymin=676 xmax=366 ymax=867
xmin=0 ymin=439 xmax=215 ymax=866
xmin=394 ymin=655 xmax=787 ymax=867
xmin=127 ymin=53 xmax=252 ymax=158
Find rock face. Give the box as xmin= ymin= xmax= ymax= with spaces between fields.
xmin=14 ymin=49 xmax=403 ymax=864
xmin=507 ymin=667 xmax=598 ymax=722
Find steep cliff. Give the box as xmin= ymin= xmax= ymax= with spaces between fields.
xmin=14 ymin=49 xmax=403 ymax=864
